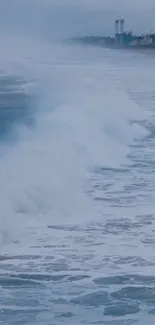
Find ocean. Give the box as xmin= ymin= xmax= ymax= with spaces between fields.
xmin=1 ymin=5 xmax=155 ymax=324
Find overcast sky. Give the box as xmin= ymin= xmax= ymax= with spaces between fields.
xmin=0 ymin=1 xmax=155 ymax=39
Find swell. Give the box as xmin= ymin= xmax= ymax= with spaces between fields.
xmin=0 ymin=75 xmax=35 ymax=143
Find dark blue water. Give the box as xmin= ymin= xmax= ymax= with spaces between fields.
xmin=0 ymin=76 xmax=36 ymax=144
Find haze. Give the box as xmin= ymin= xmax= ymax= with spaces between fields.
xmin=0 ymin=0 xmax=154 ymax=40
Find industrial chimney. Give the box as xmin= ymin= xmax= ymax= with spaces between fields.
xmin=120 ymin=18 xmax=124 ymax=45
xmin=120 ymin=18 xmax=124 ymax=34
xmin=115 ymin=19 xmax=119 ymax=35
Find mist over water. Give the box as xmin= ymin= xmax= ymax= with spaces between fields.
xmin=0 ymin=1 xmax=155 ymax=324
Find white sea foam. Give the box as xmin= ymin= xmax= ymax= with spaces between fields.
xmin=0 ymin=34 xmax=149 ymax=250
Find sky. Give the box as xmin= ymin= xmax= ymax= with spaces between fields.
xmin=0 ymin=1 xmax=155 ymax=40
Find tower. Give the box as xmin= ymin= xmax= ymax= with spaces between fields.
xmin=115 ymin=19 xmax=119 ymax=35
xmin=120 ymin=18 xmax=124 ymax=34
xmin=115 ymin=19 xmax=119 ymax=44
xmin=120 ymin=18 xmax=124 ymax=44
